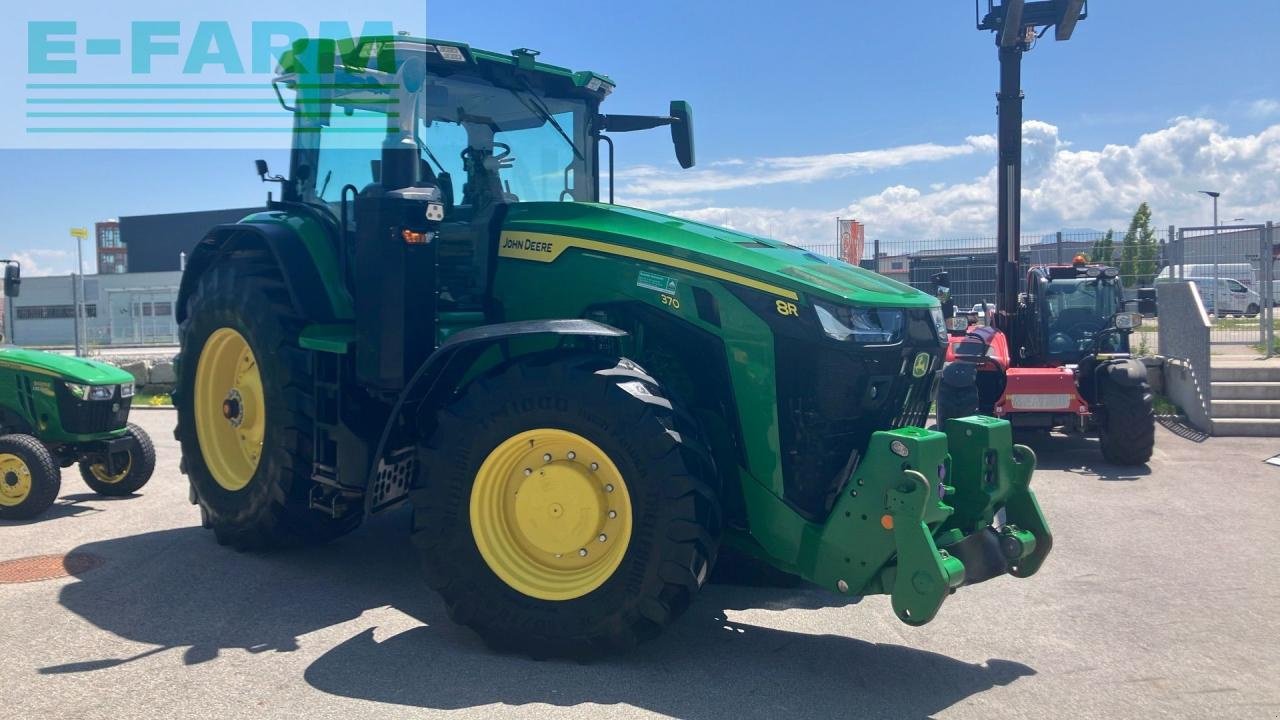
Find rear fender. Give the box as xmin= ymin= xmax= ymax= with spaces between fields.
xmin=176 ymin=211 xmax=352 ymax=325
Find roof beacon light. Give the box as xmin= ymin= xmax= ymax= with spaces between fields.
xmin=1072 ymin=254 xmax=1087 ymax=267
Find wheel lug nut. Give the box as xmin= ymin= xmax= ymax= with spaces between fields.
xmin=578 ymin=548 xmax=588 ymax=557
xmin=604 ymin=484 xmax=614 ymax=493
xmin=543 ymin=453 xmax=552 ymax=462
xmin=523 ymin=468 xmax=532 ymax=476
xmin=598 ymin=534 xmax=607 ymax=543
xmin=590 ymin=463 xmax=599 ymax=471
xmin=608 ymin=510 xmax=617 ymax=519
xmin=567 ymin=451 xmax=576 ymax=460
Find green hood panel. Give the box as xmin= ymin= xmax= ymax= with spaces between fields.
xmin=503 ymin=202 xmax=934 ymax=308
xmin=0 ymin=347 xmax=136 ymax=384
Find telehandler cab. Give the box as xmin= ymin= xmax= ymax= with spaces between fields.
xmin=174 ymin=35 xmax=1051 ymax=656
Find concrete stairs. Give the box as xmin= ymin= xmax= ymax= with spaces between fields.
xmin=1211 ymin=365 xmax=1280 ymax=436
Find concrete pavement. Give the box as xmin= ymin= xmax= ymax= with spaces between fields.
xmin=3 ymin=410 xmax=1279 ymax=719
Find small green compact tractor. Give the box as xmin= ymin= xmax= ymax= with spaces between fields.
xmin=0 ymin=262 xmax=156 ymax=520
xmin=174 ymin=36 xmax=1052 ymax=656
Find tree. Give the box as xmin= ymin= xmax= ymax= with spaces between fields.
xmin=1120 ymin=202 xmax=1159 ymax=287
xmin=1090 ymin=230 xmax=1115 ymax=265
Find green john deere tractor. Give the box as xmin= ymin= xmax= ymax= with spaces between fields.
xmin=174 ymin=36 xmax=1052 ymax=655
xmin=0 ymin=262 xmax=155 ymax=520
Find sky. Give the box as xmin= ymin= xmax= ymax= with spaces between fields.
xmin=4 ymin=0 xmax=1279 ymax=275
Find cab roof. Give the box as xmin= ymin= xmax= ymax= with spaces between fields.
xmin=280 ymin=36 xmax=616 ymax=101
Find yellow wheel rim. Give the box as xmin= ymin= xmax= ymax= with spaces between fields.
xmin=194 ymin=328 xmax=265 ymax=492
xmin=470 ymin=429 xmax=633 ymax=601
xmin=89 ymin=454 xmax=132 ymax=484
xmin=0 ymin=453 xmax=33 ymax=507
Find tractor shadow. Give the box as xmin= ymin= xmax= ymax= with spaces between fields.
xmin=0 ymin=493 xmax=126 ymax=526
xmin=1014 ymin=431 xmax=1151 ymax=482
xmin=50 ymin=512 xmax=1034 ymax=719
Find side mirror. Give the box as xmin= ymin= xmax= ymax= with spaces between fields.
xmin=669 ymin=100 xmax=695 ymax=169
xmin=4 ymin=263 xmax=19 ymax=298
xmin=256 ymin=159 xmax=285 ymax=184
xmin=946 ymin=317 xmax=970 ymax=333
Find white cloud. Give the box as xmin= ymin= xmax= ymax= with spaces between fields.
xmin=619 ymin=135 xmax=995 ymax=197
xmin=1248 ymin=99 xmax=1280 ymax=118
xmin=634 ymin=117 xmax=1280 ymax=248
xmin=8 ymin=249 xmax=77 ymax=277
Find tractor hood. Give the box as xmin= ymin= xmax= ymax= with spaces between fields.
xmin=502 ymin=203 xmax=935 ymax=308
xmin=0 ymin=347 xmax=136 ymax=385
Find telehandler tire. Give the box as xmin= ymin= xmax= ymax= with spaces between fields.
xmin=0 ymin=434 xmax=60 ymax=521
xmin=174 ymin=254 xmax=361 ymax=550
xmin=80 ymin=423 xmax=156 ymax=496
xmin=934 ymin=361 xmax=980 ymax=429
xmin=411 ymin=354 xmax=721 ymax=657
xmin=1097 ymin=374 xmax=1155 ymax=466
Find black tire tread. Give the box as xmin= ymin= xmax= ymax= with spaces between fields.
xmin=79 ymin=422 xmax=156 ymax=496
xmin=173 ymin=254 xmax=360 ymax=550
xmin=410 ymin=354 xmax=721 ymax=657
xmin=1097 ymin=377 xmax=1156 ymax=466
xmin=0 ymin=434 xmax=61 ymax=521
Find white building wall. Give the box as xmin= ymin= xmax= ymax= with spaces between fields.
xmin=7 ymin=272 xmax=183 ymax=348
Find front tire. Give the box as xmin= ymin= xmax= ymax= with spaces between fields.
xmin=411 ymin=354 xmax=721 ymax=657
xmin=1246 ymin=303 xmax=1260 ymax=318
xmin=1097 ymin=375 xmax=1155 ymax=466
xmin=80 ymin=423 xmax=156 ymax=496
xmin=0 ymin=434 xmax=60 ymax=521
xmin=174 ymin=254 xmax=360 ymax=550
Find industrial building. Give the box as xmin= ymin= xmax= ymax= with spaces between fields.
xmin=107 ymin=207 xmax=261 ymax=273
xmin=5 ymin=271 xmax=182 ymax=348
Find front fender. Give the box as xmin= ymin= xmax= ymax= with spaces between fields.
xmin=1098 ymin=357 xmax=1149 ymax=388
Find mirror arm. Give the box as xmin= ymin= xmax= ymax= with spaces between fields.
xmin=599 ymin=114 xmax=677 ymax=133
xmin=598 ymin=134 xmax=615 ymax=204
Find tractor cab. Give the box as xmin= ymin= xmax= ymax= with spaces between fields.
xmin=1024 ymin=257 xmax=1128 ymax=365
xmin=268 ymin=37 xmax=693 ymax=391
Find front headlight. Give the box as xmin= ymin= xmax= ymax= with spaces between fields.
xmin=120 ymin=382 xmax=135 ymax=398
xmin=814 ymin=302 xmax=905 ymax=344
xmin=1114 ymin=311 xmax=1143 ymax=330
xmin=65 ymin=382 xmax=114 ymax=401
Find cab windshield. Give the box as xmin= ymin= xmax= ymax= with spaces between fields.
xmin=292 ymin=69 xmax=595 ymax=212
xmin=1043 ymin=277 xmax=1124 ymax=360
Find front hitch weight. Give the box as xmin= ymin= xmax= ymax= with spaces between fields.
xmin=1002 ymin=444 xmax=1052 ymax=577
xmin=886 ymin=470 xmax=965 ymax=626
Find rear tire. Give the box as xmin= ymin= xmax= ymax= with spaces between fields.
xmin=1097 ymin=375 xmax=1155 ymax=466
xmin=411 ymin=354 xmax=721 ymax=657
xmin=80 ymin=423 xmax=156 ymax=496
xmin=174 ymin=254 xmax=361 ymax=550
xmin=0 ymin=434 xmax=60 ymax=521
xmin=1246 ymin=303 xmax=1260 ymax=318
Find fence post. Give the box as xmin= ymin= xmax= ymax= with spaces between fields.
xmin=1175 ymin=227 xmax=1184 ymax=279
xmin=1056 ymin=231 xmax=1063 ymax=264
xmin=1266 ymin=222 xmax=1275 ymax=358
xmin=874 ymin=237 xmax=881 ymax=271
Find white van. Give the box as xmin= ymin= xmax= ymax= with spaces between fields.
xmin=1157 ymin=277 xmax=1263 ymax=317
xmin=1157 ymin=264 xmax=1257 ymax=287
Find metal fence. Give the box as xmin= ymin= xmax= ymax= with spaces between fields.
xmin=1167 ymin=223 xmax=1275 ymax=348
xmin=795 ymin=221 xmax=1276 ymax=356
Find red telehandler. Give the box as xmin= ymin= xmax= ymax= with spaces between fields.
xmin=934 ymin=1 xmax=1156 ymax=465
